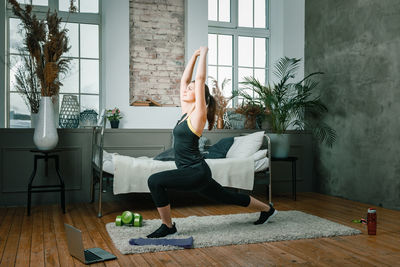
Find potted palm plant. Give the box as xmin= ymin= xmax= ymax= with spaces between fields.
xmin=234 ymin=57 xmax=336 ymax=158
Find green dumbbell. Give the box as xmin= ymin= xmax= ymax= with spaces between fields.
xmin=115 ymin=211 xmax=143 ymax=227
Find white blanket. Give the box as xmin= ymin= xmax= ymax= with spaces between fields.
xmin=113 ymin=155 xmax=255 ymax=194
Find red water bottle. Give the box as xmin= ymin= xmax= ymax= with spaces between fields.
xmin=367 ymin=208 xmax=377 ymax=235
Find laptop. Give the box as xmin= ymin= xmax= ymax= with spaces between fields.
xmin=64 ymin=223 xmax=117 ymax=264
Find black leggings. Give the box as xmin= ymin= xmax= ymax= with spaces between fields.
xmin=147 ymin=160 xmax=251 ymax=208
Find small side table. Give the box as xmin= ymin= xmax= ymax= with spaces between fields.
xmin=27 ymin=149 xmax=65 ymax=216
xmin=271 ymin=156 xmax=298 ymax=200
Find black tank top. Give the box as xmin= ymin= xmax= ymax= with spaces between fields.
xmin=173 ymin=113 xmax=204 ymax=169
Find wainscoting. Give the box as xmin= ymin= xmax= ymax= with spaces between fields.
xmin=0 ymin=128 xmax=314 ymax=207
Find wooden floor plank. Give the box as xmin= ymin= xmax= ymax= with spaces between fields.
xmin=52 ymin=205 xmax=75 ymax=267
xmin=259 ymin=242 xmax=310 ymax=265
xmin=15 ymin=207 xmax=33 ymax=267
xmin=1 ymin=192 xmax=400 ymax=266
xmin=30 ymin=206 xmax=45 ymax=267
xmin=0 ymin=207 xmax=24 ymax=267
xmin=0 ymin=208 xmax=16 ymax=263
xmin=43 ymin=205 xmax=60 ymax=267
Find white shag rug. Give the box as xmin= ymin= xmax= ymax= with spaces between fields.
xmin=106 ymin=211 xmax=361 ymax=254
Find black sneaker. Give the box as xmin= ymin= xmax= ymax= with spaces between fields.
xmin=146 ymin=223 xmax=177 ymax=238
xmin=254 ymin=204 xmax=278 ymax=225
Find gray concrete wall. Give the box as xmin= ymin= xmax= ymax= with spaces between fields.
xmin=305 ymin=0 xmax=400 ymax=210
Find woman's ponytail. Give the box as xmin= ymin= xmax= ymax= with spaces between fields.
xmin=205 ymin=84 xmax=216 ymax=130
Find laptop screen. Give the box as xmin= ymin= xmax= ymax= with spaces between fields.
xmin=64 ymin=223 xmax=86 ymax=262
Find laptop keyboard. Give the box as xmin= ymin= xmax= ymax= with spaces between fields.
xmin=84 ymin=250 xmax=102 ymax=262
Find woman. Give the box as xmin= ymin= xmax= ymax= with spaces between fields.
xmin=147 ymin=47 xmax=277 ymax=238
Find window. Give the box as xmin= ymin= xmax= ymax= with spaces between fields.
xmin=6 ymin=0 xmax=101 ymax=128
xmin=208 ymin=0 xmax=269 ymax=105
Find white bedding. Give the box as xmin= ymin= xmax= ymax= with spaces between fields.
xmin=102 ymin=151 xmax=269 ymax=175
xmin=101 ymin=151 xmax=269 ymax=195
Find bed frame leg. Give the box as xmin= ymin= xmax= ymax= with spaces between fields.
xmin=98 ymin=172 xmax=103 ymax=218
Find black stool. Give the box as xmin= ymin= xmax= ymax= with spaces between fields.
xmin=27 ymin=149 xmax=65 ymax=216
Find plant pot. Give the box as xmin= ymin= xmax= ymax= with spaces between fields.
xmin=268 ymin=133 xmax=290 ymax=158
xmin=245 ymin=115 xmax=257 ymax=129
xmin=33 ymin=96 xmax=59 ymax=150
xmin=110 ymin=120 xmax=120 ymax=129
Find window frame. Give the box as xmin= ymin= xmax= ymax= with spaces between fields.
xmin=3 ymin=0 xmax=102 ymax=128
xmin=208 ymin=0 xmax=270 ymax=106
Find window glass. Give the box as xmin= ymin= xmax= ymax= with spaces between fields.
xmin=60 ymin=59 xmax=79 ymax=93
xmin=17 ymin=0 xmax=48 ymax=5
xmin=238 ymin=0 xmax=253 ymax=27
xmin=254 ymin=0 xmax=266 ymax=28
xmin=238 ymin=36 xmax=253 ymax=67
xmin=208 ymin=34 xmax=217 ymax=65
xmin=64 ymin=23 xmax=79 ymax=57
xmin=254 ymin=68 xmax=265 ymax=85
xmin=10 ymin=92 xmax=31 ymax=128
xmin=239 ymin=67 xmax=253 ymax=97
xmin=219 ymin=0 xmax=230 ymax=22
xmin=81 ymin=59 xmax=99 ymax=94
xmin=9 ymin=55 xmax=24 ymax=92
xmin=59 ymin=0 xmax=71 ymax=12
xmin=254 ymin=38 xmax=266 ymax=68
xmin=208 ymin=0 xmax=217 ymax=21
xmin=80 ymin=24 xmax=99 ymax=59
xmin=218 ymin=66 xmax=232 ymax=98
xmin=208 ymin=0 xmax=269 ymax=108
xmin=208 ymin=66 xmax=217 ymax=87
xmin=80 ymin=0 xmax=99 ymax=13
xmin=9 ymin=18 xmax=24 ymax=54
xmin=218 ymin=35 xmax=232 ymax=65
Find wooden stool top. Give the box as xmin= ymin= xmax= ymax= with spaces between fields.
xmin=30 ymin=149 xmax=62 ymax=154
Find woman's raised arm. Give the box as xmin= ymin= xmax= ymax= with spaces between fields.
xmin=193 ymin=46 xmax=208 ymax=114
xmin=180 ymin=50 xmax=200 ymax=99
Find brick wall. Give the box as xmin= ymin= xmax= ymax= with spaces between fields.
xmin=129 ymin=0 xmax=184 ymax=106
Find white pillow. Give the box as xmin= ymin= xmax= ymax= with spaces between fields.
xmin=254 ymin=157 xmax=269 ymax=172
xmin=226 ymin=131 xmax=265 ymax=158
xmin=251 ymin=149 xmax=268 ymax=161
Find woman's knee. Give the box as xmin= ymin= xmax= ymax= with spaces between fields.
xmin=148 ymin=173 xmax=162 ymax=189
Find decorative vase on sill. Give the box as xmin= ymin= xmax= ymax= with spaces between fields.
xmin=110 ymin=120 xmax=119 ymax=129
xmin=33 ymin=96 xmax=59 ymax=150
xmin=59 ymin=94 xmax=80 ymax=128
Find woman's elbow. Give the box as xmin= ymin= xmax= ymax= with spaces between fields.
xmin=195 ymin=75 xmax=206 ymax=83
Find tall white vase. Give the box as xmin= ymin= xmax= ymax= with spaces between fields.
xmin=33 ymin=96 xmax=59 ymax=150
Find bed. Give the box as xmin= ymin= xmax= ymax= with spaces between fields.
xmin=91 ymin=123 xmax=272 ymax=217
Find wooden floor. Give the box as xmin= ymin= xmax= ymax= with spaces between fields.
xmin=1 ymin=192 xmax=400 ymax=266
